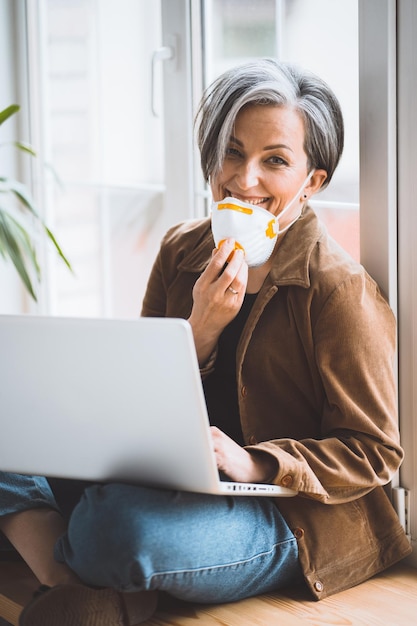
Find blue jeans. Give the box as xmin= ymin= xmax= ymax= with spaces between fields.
xmin=0 ymin=473 xmax=301 ymax=603
xmin=56 ymin=483 xmax=302 ymax=603
xmin=0 ymin=472 xmax=59 ymax=550
xmin=0 ymin=472 xmax=58 ymax=517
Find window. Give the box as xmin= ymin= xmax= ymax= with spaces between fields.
xmin=27 ymin=0 xmax=166 ymax=318
xmin=26 ymin=0 xmax=359 ymax=318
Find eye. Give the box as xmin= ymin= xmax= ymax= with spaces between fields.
xmin=225 ymin=147 xmax=242 ymax=159
xmin=266 ymin=155 xmax=288 ymax=166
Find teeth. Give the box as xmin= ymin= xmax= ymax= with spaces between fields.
xmin=230 ymin=195 xmax=267 ymax=206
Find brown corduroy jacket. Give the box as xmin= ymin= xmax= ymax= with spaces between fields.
xmin=141 ymin=206 xmax=411 ymax=599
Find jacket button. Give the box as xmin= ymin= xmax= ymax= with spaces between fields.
xmin=248 ymin=435 xmax=258 ymax=445
xmin=293 ymin=527 xmax=304 ymax=540
xmin=314 ymin=581 xmax=324 ymax=593
xmin=281 ymin=474 xmax=293 ymax=488
xmin=241 ymin=386 xmax=247 ymax=397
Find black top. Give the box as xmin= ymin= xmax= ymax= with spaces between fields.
xmin=203 ymin=293 xmax=258 ymax=446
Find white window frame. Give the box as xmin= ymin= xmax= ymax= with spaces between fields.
xmin=160 ymin=0 xmax=196 ymax=224
xmin=397 ymin=0 xmax=417 ymax=563
xmin=360 ymin=0 xmax=416 ymax=561
xmin=359 ymin=0 xmax=397 ymax=311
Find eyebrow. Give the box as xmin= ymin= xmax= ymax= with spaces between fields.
xmin=229 ymin=135 xmax=293 ymax=153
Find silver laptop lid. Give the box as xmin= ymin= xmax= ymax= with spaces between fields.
xmin=0 ymin=315 xmax=221 ymax=492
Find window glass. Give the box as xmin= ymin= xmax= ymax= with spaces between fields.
xmin=202 ymin=0 xmax=359 ymax=260
xmin=33 ymin=0 xmax=164 ymax=317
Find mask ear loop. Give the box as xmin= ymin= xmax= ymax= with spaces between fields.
xmin=275 ymin=170 xmax=315 ymax=235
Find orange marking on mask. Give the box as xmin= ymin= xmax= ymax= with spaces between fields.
xmin=265 ymin=218 xmax=277 ymax=239
xmin=218 ymin=239 xmax=245 ymax=262
xmin=217 ymin=202 xmax=253 ymax=215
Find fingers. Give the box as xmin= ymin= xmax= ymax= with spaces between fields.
xmin=214 ymin=240 xmax=248 ymax=292
xmin=210 ymin=426 xmax=255 ymax=482
xmin=223 ymin=251 xmax=248 ymax=299
xmin=194 ymin=238 xmax=247 ymax=302
xmin=188 ymin=239 xmax=248 ymax=356
xmin=207 ymin=239 xmax=246 ymax=280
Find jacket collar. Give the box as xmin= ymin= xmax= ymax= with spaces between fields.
xmin=268 ymin=206 xmax=324 ymax=288
xmin=177 ymin=206 xmax=324 ymax=289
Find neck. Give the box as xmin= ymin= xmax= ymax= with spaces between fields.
xmin=247 ymin=262 xmax=272 ymax=293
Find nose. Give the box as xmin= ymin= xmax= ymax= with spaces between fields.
xmin=235 ymin=159 xmax=260 ymax=190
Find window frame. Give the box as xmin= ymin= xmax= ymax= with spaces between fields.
xmin=359 ymin=0 xmax=397 ymax=312
xmin=397 ymin=0 xmax=417 ymax=563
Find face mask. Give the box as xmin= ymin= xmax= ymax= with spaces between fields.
xmin=211 ymin=171 xmax=314 ymax=267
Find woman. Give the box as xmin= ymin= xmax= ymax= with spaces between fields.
xmin=1 ymin=59 xmax=411 ymax=626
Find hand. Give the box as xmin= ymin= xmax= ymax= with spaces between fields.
xmin=188 ymin=238 xmax=248 ymax=365
xmin=210 ymin=426 xmax=277 ymax=484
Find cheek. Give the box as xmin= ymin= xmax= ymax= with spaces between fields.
xmin=270 ymin=179 xmax=297 ymax=205
xmin=210 ymin=175 xmax=226 ymax=201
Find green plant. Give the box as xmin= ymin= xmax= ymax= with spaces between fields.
xmin=0 ymin=104 xmax=72 ymax=301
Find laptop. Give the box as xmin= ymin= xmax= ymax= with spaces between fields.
xmin=0 ymin=314 xmax=296 ymax=498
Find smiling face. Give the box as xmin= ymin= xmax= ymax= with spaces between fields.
xmin=210 ymin=104 xmax=326 ymax=231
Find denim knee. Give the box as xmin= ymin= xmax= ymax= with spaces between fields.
xmin=55 ymin=483 xmax=301 ymax=599
xmin=55 ymin=483 xmax=159 ymax=590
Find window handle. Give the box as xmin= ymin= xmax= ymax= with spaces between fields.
xmin=151 ymin=37 xmax=176 ymax=117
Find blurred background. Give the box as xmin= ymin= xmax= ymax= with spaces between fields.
xmin=0 ymin=0 xmax=358 ymax=318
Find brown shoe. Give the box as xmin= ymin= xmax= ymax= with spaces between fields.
xmin=19 ymin=583 xmax=158 ymax=626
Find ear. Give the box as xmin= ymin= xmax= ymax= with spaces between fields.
xmin=305 ymin=169 xmax=328 ymax=197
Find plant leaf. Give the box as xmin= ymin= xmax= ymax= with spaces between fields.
xmin=0 ymin=177 xmax=72 ymax=272
xmin=0 ymin=206 xmax=44 ymax=281
xmin=43 ymin=225 xmax=73 ymax=272
xmin=0 ymin=176 xmax=41 ymax=219
xmin=13 ymin=141 xmax=37 ymax=157
xmin=0 ymin=210 xmax=41 ymax=276
xmin=45 ymin=227 xmax=73 ymax=273
xmin=0 ymin=104 xmax=20 ymax=126
xmin=0 ymin=104 xmax=73 ymax=299
xmin=0 ymin=208 xmax=39 ymax=300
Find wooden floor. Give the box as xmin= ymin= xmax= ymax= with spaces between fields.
xmin=0 ymin=559 xmax=416 ymax=626
xmin=148 ymin=563 xmax=417 ymax=626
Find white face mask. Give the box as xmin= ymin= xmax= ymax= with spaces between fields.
xmin=211 ymin=171 xmax=314 ymax=267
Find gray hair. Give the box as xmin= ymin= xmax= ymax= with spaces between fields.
xmin=196 ymin=58 xmax=344 ymax=190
